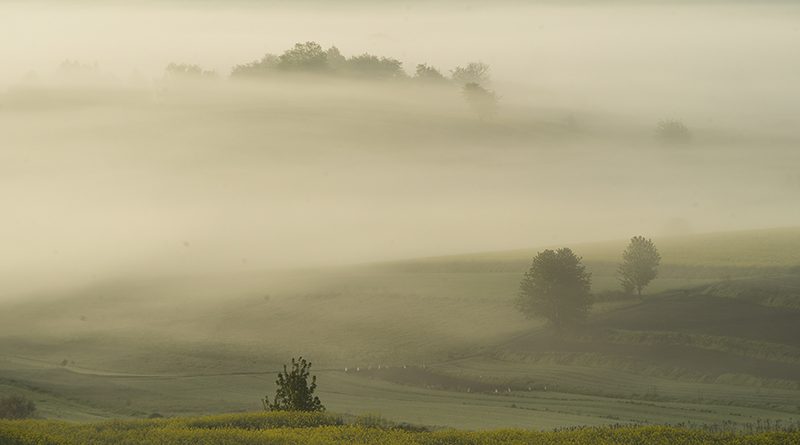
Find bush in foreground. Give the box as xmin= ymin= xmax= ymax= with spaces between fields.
xmin=263 ymin=357 xmax=325 ymax=412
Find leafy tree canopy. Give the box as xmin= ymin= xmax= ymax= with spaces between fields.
xmin=277 ymin=41 xmax=329 ymax=72
xmin=618 ymin=236 xmax=661 ymax=297
xmin=516 ymin=248 xmax=592 ymax=330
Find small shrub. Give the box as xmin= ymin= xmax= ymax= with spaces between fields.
xmin=263 ymin=357 xmax=325 ymax=412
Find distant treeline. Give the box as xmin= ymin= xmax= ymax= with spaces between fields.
xmin=167 ymin=41 xmax=491 ymax=86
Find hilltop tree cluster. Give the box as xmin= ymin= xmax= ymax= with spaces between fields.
xmin=163 ymin=41 xmax=498 ymax=119
xmin=228 ymin=41 xmax=488 ymax=86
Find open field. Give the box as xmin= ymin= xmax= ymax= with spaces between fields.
xmin=4 ymin=355 xmax=800 ymax=429
xmin=2 ymin=228 xmax=800 ymax=428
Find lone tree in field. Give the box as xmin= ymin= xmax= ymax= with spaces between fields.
xmin=516 ymin=248 xmax=592 ymax=330
xmin=263 ymin=357 xmax=324 ymax=412
xmin=0 ymin=395 xmax=36 ymax=419
xmin=618 ymin=236 xmax=661 ymax=297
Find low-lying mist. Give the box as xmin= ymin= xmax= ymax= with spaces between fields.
xmin=1 ymin=0 xmax=799 ymax=299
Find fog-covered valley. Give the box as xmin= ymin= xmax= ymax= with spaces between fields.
xmin=2 ymin=0 xmax=800 ymax=433
xmin=2 ymin=1 xmax=800 ymax=295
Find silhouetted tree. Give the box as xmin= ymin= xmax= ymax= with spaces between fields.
xmin=516 ymin=248 xmax=592 ymax=330
xmin=0 ymin=395 xmax=36 ymax=419
xmin=263 ymin=357 xmax=324 ymax=412
xmin=451 ymin=62 xmax=490 ymax=86
xmin=462 ymin=82 xmax=497 ymax=120
xmin=619 ymin=236 xmax=661 ymax=297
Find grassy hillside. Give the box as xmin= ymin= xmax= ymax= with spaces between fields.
xmin=2 ymin=227 xmax=800 ymax=427
xmin=2 ymin=412 xmax=799 ymax=445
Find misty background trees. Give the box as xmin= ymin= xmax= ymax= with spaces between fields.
xmin=276 ymin=42 xmax=329 ymax=72
xmin=414 ymin=64 xmax=447 ymax=83
xmin=655 ymin=119 xmax=692 ymax=145
xmin=225 ymin=41 xmax=496 ymax=115
xmin=164 ymin=63 xmax=217 ymax=80
xmin=451 ymin=62 xmax=491 ymax=86
xmin=185 ymin=41 xmax=499 ymax=119
xmin=516 ymin=248 xmax=592 ymax=330
xmin=156 ymin=40 xmax=501 ymax=120
xmin=229 ymin=41 xmax=479 ymax=83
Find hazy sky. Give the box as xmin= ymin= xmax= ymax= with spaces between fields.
xmin=1 ymin=1 xmax=799 ymax=297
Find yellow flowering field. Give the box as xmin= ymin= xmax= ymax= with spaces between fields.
xmin=1 ymin=411 xmax=798 ymax=445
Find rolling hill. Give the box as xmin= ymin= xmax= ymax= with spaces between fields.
xmin=1 ymin=227 xmax=800 ymax=428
